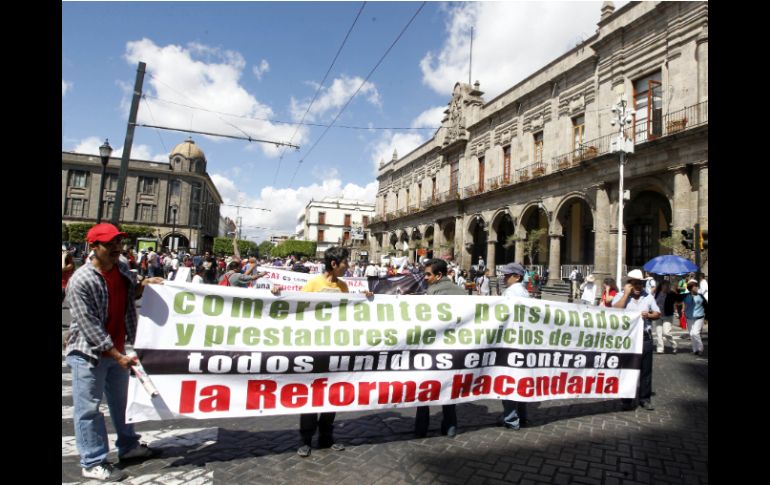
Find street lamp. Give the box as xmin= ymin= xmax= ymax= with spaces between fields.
xmin=96 ymin=139 xmax=113 ymax=223
xmin=170 ymin=203 xmax=179 ymax=252
xmin=610 ymin=95 xmax=634 ymax=284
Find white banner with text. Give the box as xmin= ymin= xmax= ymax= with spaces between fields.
xmin=126 ymin=282 xmax=642 ymax=422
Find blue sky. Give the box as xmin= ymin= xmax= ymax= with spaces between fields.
xmin=62 ymin=1 xmax=620 ymax=241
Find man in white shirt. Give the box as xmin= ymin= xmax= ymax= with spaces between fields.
xmin=478 ymin=269 xmax=491 ymax=296
xmin=569 ymin=268 xmax=580 ymax=300
xmin=612 ymin=269 xmax=661 ymax=411
xmin=580 ymin=274 xmax=598 ymax=305
xmin=644 ymin=271 xmax=657 ymax=294
xmin=364 ymin=263 xmax=378 ymax=278
xmin=500 ymin=262 xmax=530 ymax=428
xmin=698 ymin=274 xmax=708 ymax=302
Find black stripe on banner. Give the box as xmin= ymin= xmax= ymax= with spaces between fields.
xmin=137 ymin=348 xmax=642 ymax=375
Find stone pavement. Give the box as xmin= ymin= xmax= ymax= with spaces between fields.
xmin=62 ymin=307 xmax=707 ymax=484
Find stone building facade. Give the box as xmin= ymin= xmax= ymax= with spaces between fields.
xmin=368 ymin=1 xmax=708 ymax=279
xmin=62 ymin=138 xmax=223 ymax=253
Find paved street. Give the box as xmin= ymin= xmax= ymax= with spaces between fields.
xmin=62 ymin=305 xmax=707 ymax=484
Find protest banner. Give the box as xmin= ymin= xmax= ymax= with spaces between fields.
xmin=249 ymin=266 xmax=369 ymax=293
xmin=126 ymin=282 xmax=642 ymax=423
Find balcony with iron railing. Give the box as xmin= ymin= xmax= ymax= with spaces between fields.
xmin=371 ymin=101 xmax=707 ymax=225
xmin=549 ymin=100 xmax=708 ymax=174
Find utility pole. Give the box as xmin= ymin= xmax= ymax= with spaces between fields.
xmin=111 ymin=61 xmax=146 ymax=226
xmin=694 ymin=222 xmax=701 ymax=278
xmin=610 ymin=94 xmax=634 ymax=285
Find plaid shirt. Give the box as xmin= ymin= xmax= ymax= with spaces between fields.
xmin=65 ymin=260 xmax=138 ymax=363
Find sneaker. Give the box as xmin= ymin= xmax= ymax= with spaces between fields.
xmin=82 ymin=463 xmax=128 ymax=482
xmin=672 ymin=348 xmax=677 ymax=354
xmin=118 ymin=443 xmax=157 ymax=461
xmin=297 ymin=445 xmax=311 ymax=457
xmin=319 ymin=437 xmax=345 ymax=451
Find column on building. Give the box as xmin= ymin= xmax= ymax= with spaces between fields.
xmin=433 ymin=221 xmax=443 ymax=257
xmin=670 ymin=166 xmax=691 ymax=231
xmin=592 ymin=184 xmax=612 ymax=277
xmin=547 ymin=234 xmax=561 ymax=283
xmin=370 ymin=231 xmax=381 ymax=261
xmin=486 ymin=240 xmax=496 ymax=276
xmin=454 ymin=215 xmax=464 ymax=268
xmin=514 ymin=235 xmax=525 ymax=264
xmin=697 ymin=163 xmax=708 ymax=230
xmin=607 ymin=185 xmax=624 ymax=280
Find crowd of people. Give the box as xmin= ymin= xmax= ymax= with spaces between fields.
xmin=62 ymin=223 xmax=708 ymax=481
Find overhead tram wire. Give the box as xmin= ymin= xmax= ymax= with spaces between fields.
xmin=143 ymin=73 xmax=280 ymax=150
xmin=143 ymin=95 xmax=437 ymax=130
xmin=140 ymin=95 xmax=169 ymax=156
xmin=134 ymin=123 xmax=299 ymax=149
xmin=289 ymin=1 xmax=427 ymax=185
xmin=274 ymin=1 xmax=367 ymax=186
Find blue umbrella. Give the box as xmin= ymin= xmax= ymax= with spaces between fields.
xmin=643 ymin=255 xmax=698 ymax=275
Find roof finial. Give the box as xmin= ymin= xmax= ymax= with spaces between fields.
xmin=601 ymin=2 xmax=615 ymax=21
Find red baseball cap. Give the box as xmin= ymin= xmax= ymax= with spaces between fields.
xmin=86 ymin=223 xmax=128 ymax=244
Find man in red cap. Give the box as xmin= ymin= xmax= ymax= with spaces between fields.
xmin=64 ymin=223 xmax=165 ymax=481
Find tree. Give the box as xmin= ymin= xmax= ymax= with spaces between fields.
xmin=270 ymin=240 xmax=317 ymax=258
xmin=659 ymin=233 xmax=691 ymax=258
xmin=62 ymin=223 xmax=69 ymax=242
xmin=66 ymin=223 xmax=93 ymax=243
xmin=659 ymin=233 xmax=708 ymax=268
xmin=509 ymin=228 xmax=547 ymax=265
xmin=213 ymin=237 xmax=257 ymax=257
xmin=118 ymin=225 xmax=155 ymax=245
xmin=258 ymin=241 xmax=275 ymax=258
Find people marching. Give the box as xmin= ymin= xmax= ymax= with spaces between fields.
xmin=63 ymin=223 xmax=707 ymax=478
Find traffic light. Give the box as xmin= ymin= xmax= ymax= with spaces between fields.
xmin=700 ymin=229 xmax=708 ymax=251
xmin=681 ymin=228 xmax=694 ymax=250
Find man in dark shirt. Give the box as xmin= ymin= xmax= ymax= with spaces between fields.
xmin=414 ymin=258 xmax=466 ymax=438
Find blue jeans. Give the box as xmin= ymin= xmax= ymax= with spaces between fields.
xmin=67 ymin=353 xmax=140 ymax=468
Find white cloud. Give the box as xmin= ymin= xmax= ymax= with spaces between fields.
xmin=252 ymin=59 xmax=270 ymax=80
xmin=369 ymin=132 xmax=427 ymax=173
xmin=411 ymin=106 xmax=445 ymax=129
xmin=367 ymin=106 xmax=443 ymax=173
xmin=124 ymin=38 xmax=306 ymax=158
xmin=62 ymin=80 xmax=72 ymax=97
xmin=420 ymin=2 xmax=607 ymax=99
xmin=290 ymin=74 xmax=380 ymax=122
xmin=211 ymin=173 xmax=377 ymax=239
xmin=69 ymin=136 xmax=167 ymax=162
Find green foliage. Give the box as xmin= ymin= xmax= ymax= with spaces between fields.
xmin=118 ymin=225 xmax=155 ymax=244
xmin=659 ymin=233 xmax=691 ymax=258
xmin=66 ymin=223 xmax=93 ymax=243
xmin=270 ymin=240 xmax=317 ymax=258
xmin=62 ymin=223 xmax=69 ymax=242
xmin=258 ymin=241 xmax=275 ymax=257
xmin=503 ymin=233 xmax=516 ymax=249
xmin=212 ymin=237 xmax=257 ymax=257
xmin=511 ymin=228 xmax=547 ymax=265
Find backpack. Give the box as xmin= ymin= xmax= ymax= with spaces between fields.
xmin=575 ymin=271 xmax=584 ymax=283
xmin=218 ymin=271 xmax=234 ymax=286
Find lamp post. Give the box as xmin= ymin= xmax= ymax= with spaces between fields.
xmin=610 ymin=95 xmax=634 ymax=284
xmin=96 ymin=139 xmax=113 ymax=223
xmin=170 ymin=203 xmax=179 ymax=252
